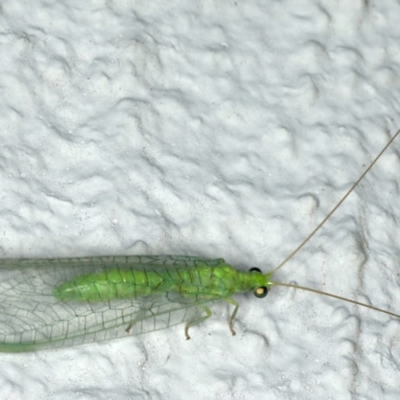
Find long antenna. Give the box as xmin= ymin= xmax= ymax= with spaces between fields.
xmin=273 ymin=282 xmax=400 ymax=318
xmin=270 ymin=128 xmax=400 ymax=274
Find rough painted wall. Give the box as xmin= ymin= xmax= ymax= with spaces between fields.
xmin=0 ymin=1 xmax=400 ymax=399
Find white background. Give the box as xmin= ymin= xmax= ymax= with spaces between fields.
xmin=1 ymin=1 xmax=400 ymax=399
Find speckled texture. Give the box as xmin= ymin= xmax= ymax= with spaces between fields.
xmin=1 ymin=1 xmax=400 ymax=399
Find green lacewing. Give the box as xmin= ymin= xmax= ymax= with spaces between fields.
xmin=1 ymin=130 xmax=399 ymax=352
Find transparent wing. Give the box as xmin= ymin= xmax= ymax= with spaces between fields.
xmin=0 ymin=255 xmax=224 ymax=352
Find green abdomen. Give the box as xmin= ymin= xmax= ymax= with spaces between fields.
xmin=53 ymin=268 xmax=167 ymax=301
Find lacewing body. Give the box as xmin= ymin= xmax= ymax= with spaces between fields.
xmin=0 ymin=255 xmax=271 ymax=352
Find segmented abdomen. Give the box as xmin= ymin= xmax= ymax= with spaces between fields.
xmin=53 ymin=267 xmax=167 ymax=301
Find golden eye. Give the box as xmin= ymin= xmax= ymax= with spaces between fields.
xmin=254 ymin=286 xmax=268 ymax=298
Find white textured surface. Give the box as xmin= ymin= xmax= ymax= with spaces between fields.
xmin=1 ymin=1 xmax=400 ymax=399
